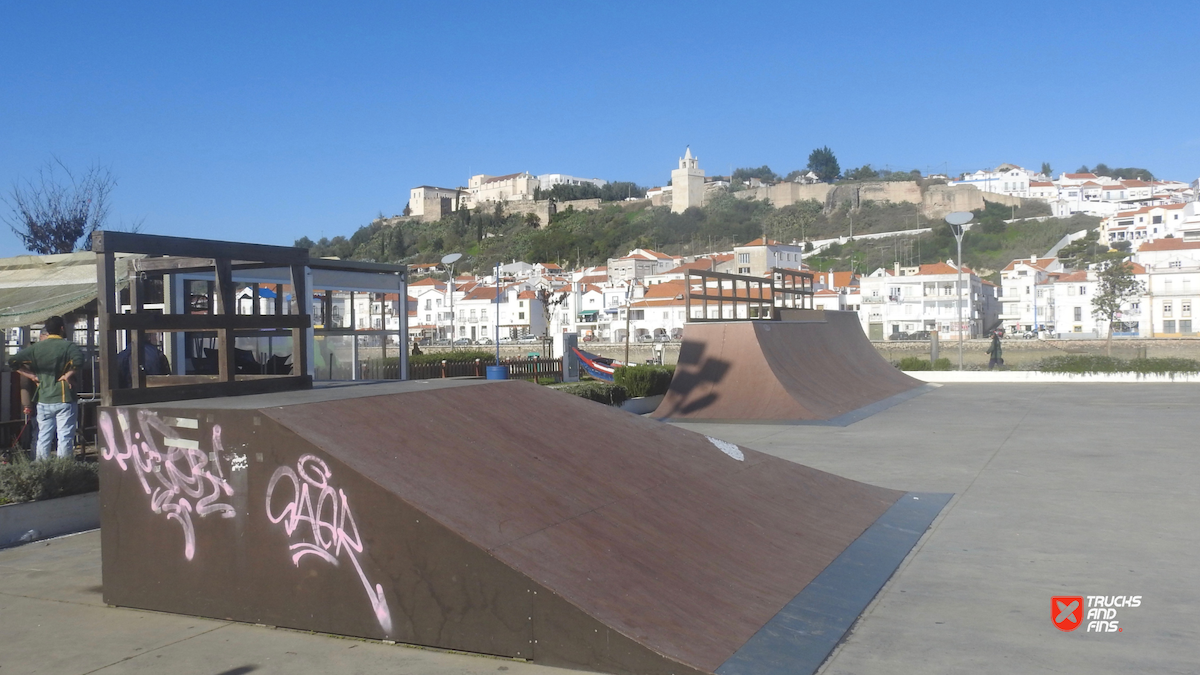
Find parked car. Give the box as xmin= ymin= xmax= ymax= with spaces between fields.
xmin=452 ymin=337 xmax=472 ymax=346
xmin=498 ymin=336 xmax=513 ymax=344
xmin=582 ymin=335 xmax=596 ymax=342
xmin=653 ymin=334 xmax=670 ymax=342
xmin=517 ymin=335 xmax=540 ymax=344
xmin=476 ymin=337 xmax=493 ymax=345
xmin=433 ymin=338 xmax=451 ymax=346
xmin=907 ymin=330 xmax=933 ymax=340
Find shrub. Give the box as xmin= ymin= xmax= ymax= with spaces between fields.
xmin=407 ymin=351 xmax=498 ymax=366
xmin=897 ymin=356 xmax=931 ymax=371
xmin=1036 ymin=355 xmax=1200 ymax=374
xmin=614 ymin=365 xmax=674 ymax=398
xmin=558 ymin=382 xmax=629 ymax=406
xmin=0 ymin=457 xmax=99 ymax=504
xmin=933 ymin=357 xmax=953 ymax=371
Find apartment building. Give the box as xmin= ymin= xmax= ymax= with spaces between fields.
xmin=999 ymin=256 xmax=1067 ymax=332
xmin=858 ymin=262 xmax=995 ymax=340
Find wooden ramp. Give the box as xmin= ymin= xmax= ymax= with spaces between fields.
xmin=655 ymin=311 xmax=926 ymax=423
xmin=99 ymin=379 xmax=947 ymax=675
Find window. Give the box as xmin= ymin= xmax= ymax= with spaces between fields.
xmin=459 ymin=310 xmax=465 ymax=320
xmin=518 ymin=312 xmax=525 ymax=320
xmin=1068 ymin=286 xmax=1076 ymax=296
xmin=1164 ymin=280 xmax=1173 ymax=292
xmin=424 ymin=299 xmax=431 ymax=310
xmin=738 ymin=253 xmax=750 ymax=263
xmin=1074 ymin=307 xmax=1082 ymax=321
xmin=1183 ymin=320 xmax=1193 ymax=334
xmin=1153 ymin=215 xmax=1163 ymax=224
xmin=1079 ymin=286 xmax=1086 ymax=295
xmin=1163 ymin=301 xmax=1173 ymax=317
xmin=1164 ymin=320 xmax=1176 ymax=333
xmin=738 ymin=267 xmax=751 ymax=274
xmin=1183 ymin=301 xmax=1192 ymax=318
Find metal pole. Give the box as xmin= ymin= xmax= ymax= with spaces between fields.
xmin=495 ymin=261 xmax=500 ymax=365
xmin=624 ymin=285 xmax=632 ymax=365
xmin=447 ymin=265 xmax=455 ymax=350
xmin=956 ymin=233 xmax=964 ymax=370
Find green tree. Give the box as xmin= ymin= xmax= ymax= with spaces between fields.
xmin=1040 ymin=162 xmax=1052 ymax=176
xmin=807 ymin=146 xmax=841 ymax=182
xmin=731 ymin=166 xmax=780 ymax=183
xmin=1092 ymin=258 xmax=1144 ymax=356
xmin=844 ymin=164 xmax=879 ymax=181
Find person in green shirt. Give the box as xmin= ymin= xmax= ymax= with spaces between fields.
xmin=8 ymin=315 xmax=86 ymax=459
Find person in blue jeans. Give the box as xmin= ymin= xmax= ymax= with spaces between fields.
xmin=8 ymin=316 xmax=85 ymax=459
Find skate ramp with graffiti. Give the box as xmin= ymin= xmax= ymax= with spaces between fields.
xmin=655 ymin=311 xmax=927 ymax=423
xmin=99 ymin=379 xmax=948 ymax=675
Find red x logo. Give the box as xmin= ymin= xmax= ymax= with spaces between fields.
xmin=1052 ymin=596 xmax=1084 ymax=632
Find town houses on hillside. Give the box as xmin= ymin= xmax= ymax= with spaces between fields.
xmin=950 ymin=164 xmax=1196 ymax=219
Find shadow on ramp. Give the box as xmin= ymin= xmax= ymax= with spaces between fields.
xmin=656 ymin=312 xmax=928 ymax=423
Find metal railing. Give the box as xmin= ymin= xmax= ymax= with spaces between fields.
xmin=361 ymin=356 xmax=563 ymax=383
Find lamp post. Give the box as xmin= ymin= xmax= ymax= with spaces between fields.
xmin=441 ymin=252 xmax=462 ymax=350
xmin=945 ymin=212 xmax=974 ymax=370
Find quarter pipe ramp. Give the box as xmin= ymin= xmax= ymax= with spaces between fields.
xmin=99 ymin=379 xmax=947 ymax=675
xmin=654 ymin=311 xmax=926 ymax=422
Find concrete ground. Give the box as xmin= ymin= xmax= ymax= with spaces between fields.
xmin=2 ymin=383 xmax=1197 ymax=674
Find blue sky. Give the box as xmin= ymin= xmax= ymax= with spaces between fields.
xmin=2 ymin=1 xmax=1197 ymax=257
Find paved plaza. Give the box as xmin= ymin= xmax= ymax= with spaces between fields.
xmin=1 ymin=383 xmax=1197 ymax=674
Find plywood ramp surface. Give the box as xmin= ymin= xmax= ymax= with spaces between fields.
xmin=656 ymin=312 xmax=922 ymax=421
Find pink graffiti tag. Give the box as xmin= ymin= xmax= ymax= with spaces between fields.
xmin=99 ymin=410 xmax=236 ymax=561
xmin=266 ymin=454 xmax=392 ymax=633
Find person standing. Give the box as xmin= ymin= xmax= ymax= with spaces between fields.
xmin=986 ymin=329 xmax=1004 ymax=370
xmin=7 ymin=316 xmax=85 ymax=459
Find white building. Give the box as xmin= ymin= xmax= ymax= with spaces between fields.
xmin=408 ymin=186 xmax=464 ymax=222
xmin=467 ymin=172 xmax=539 ymax=205
xmin=1101 ymin=203 xmax=1197 ymax=246
xmin=858 ymin=262 xmax=995 ymax=341
xmin=732 ymin=238 xmax=806 ymax=277
xmin=950 ymin=164 xmax=1039 ymax=198
xmin=998 ymin=256 xmax=1066 ymax=333
xmin=670 ymin=147 xmax=705 ymax=213
xmin=537 ymin=174 xmax=607 ymax=191
xmin=606 ymin=248 xmax=679 ymax=283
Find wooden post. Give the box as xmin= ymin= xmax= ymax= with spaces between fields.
xmin=214 ymin=258 xmax=236 ymax=382
xmin=289 ymin=265 xmax=309 ymax=380
xmin=97 ymin=251 xmax=117 ymax=406
xmin=129 ymin=265 xmax=146 ymax=389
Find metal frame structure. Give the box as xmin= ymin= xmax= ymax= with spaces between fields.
xmin=685 ymin=267 xmax=814 ymax=322
xmin=94 ymin=231 xmax=408 ymax=407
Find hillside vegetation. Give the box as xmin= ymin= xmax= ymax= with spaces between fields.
xmin=297 ymin=194 xmax=1097 ymax=278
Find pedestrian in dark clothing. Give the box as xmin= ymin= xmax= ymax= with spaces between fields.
xmin=986 ymin=330 xmax=1004 ymax=370
xmin=411 ymin=341 xmax=422 ymax=356
xmin=116 ymin=333 xmax=172 ymax=388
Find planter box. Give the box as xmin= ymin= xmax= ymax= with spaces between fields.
xmin=0 ymin=491 xmax=100 ymax=548
xmin=619 ymin=394 xmax=665 ymax=415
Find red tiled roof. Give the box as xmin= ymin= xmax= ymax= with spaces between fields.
xmin=918 ymin=262 xmax=977 ymax=276
xmin=1002 ymin=257 xmax=1057 ymax=272
xmin=1136 ymin=239 xmax=1200 ymax=252
xmin=1064 ymin=173 xmax=1099 ymax=179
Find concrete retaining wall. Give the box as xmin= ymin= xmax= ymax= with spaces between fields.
xmin=0 ymin=491 xmax=99 ymax=548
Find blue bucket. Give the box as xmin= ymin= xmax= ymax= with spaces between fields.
xmin=486 ymin=365 xmax=510 ymax=380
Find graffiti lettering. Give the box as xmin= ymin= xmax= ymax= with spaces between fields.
xmin=266 ymin=454 xmax=392 ymax=633
xmin=99 ymin=409 xmax=236 ymax=561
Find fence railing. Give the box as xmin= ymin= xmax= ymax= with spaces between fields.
xmin=361 ymin=357 xmax=563 ymax=383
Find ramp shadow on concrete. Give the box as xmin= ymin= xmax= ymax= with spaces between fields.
xmin=99 ymin=379 xmax=947 ymax=675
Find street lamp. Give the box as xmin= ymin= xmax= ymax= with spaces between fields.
xmin=441 ymin=252 xmax=462 ymax=349
xmin=945 ymin=212 xmax=974 ymax=370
